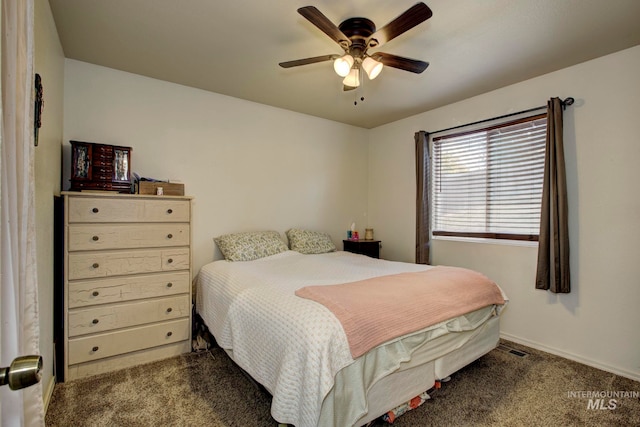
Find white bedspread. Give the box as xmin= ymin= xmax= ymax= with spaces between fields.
xmin=197 ymin=251 xmax=431 ymax=426
xmin=196 ymin=251 xmax=505 ymax=426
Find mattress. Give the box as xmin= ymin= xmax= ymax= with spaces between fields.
xmin=196 ymin=250 xmax=506 ymax=427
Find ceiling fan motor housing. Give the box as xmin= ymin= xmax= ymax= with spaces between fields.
xmin=339 ymin=17 xmax=378 ymax=56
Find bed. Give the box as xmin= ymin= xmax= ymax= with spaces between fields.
xmin=195 ymin=230 xmax=507 ymax=427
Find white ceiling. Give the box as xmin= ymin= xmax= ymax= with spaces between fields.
xmin=48 ymin=0 xmax=640 ymax=129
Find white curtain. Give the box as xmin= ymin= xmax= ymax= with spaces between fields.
xmin=0 ymin=0 xmax=45 ymax=425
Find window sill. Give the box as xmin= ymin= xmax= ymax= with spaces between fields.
xmin=432 ymin=234 xmax=538 ymax=248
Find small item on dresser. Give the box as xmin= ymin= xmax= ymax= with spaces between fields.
xmin=352 ymin=231 xmax=359 ymax=240
xmin=156 ymin=187 xmax=163 ymax=196
xmin=365 ymin=228 xmax=374 ymax=240
xmin=138 ymin=181 xmax=185 ymax=196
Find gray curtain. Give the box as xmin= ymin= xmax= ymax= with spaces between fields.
xmin=536 ymin=97 xmax=571 ymax=293
xmin=415 ymin=131 xmax=431 ymax=264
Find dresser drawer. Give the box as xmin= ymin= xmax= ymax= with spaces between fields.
xmin=68 ymin=318 xmax=190 ymax=365
xmin=68 ymin=223 xmax=190 ymax=251
xmin=68 ymin=294 xmax=190 ymax=337
xmin=68 ymin=271 xmax=190 ymax=308
xmin=68 ymin=197 xmax=190 ymax=223
xmin=68 ymin=248 xmax=190 ymax=280
xmin=66 ymin=342 xmax=190 ymax=381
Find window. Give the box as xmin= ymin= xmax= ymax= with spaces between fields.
xmin=431 ymin=114 xmax=547 ymax=241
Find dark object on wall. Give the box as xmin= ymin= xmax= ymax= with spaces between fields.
xmin=34 ymin=73 xmax=43 ymax=146
xmin=70 ymin=140 xmax=132 ymax=192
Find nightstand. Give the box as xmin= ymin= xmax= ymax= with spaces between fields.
xmin=343 ymin=239 xmax=381 ymax=259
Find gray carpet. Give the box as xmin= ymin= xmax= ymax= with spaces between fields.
xmin=46 ymin=340 xmax=640 ymax=426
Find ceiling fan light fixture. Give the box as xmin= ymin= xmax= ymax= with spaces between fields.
xmin=333 ymin=54 xmax=354 ymax=77
xmin=362 ymin=56 xmax=383 ymax=80
xmin=343 ymin=68 xmax=360 ymax=88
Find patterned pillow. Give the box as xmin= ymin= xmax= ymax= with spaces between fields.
xmin=286 ymin=229 xmax=336 ymax=254
xmin=214 ymin=231 xmax=288 ymax=262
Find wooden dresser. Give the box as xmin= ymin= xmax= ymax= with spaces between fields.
xmin=62 ymin=192 xmax=193 ymax=381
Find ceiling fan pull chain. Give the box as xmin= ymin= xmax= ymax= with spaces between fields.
xmin=354 ymin=76 xmax=359 ymax=105
xmin=354 ymin=69 xmax=365 ymax=106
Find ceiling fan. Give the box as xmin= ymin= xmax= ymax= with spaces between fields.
xmin=279 ymin=3 xmax=433 ymax=91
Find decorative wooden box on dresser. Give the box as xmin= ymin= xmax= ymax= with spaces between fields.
xmin=62 ymin=191 xmax=193 ymax=381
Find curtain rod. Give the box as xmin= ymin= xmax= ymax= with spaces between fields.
xmin=427 ymin=97 xmax=574 ymax=137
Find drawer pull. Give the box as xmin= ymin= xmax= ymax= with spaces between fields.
xmin=92 ymin=263 xmax=99 ymax=269
xmin=167 ymin=258 xmax=173 ymax=264
xmin=92 ymin=235 xmax=99 ymax=241
xmin=166 ymin=307 xmax=173 ymax=313
xmin=92 ymin=291 xmax=99 ymax=297
xmin=167 ymin=234 xmax=173 ymax=239
xmin=92 ymin=207 xmax=99 ymax=213
xmin=92 ymin=346 xmax=99 ymax=352
xmin=166 ymin=331 xmax=173 ymax=337
xmin=167 ymin=209 xmax=173 ymax=214
xmin=92 ymin=319 xmax=99 ymax=324
xmin=167 ymin=282 xmax=173 ymax=288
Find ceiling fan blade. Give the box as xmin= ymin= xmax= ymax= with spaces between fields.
xmin=297 ymin=6 xmax=351 ymax=48
xmin=279 ymin=54 xmax=336 ymax=68
xmin=369 ymin=2 xmax=433 ymax=48
xmin=374 ymin=52 xmax=429 ymax=73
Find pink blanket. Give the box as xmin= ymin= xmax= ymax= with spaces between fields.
xmin=295 ymin=266 xmax=505 ymax=358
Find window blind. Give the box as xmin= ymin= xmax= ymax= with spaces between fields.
xmin=432 ymin=114 xmax=547 ymax=241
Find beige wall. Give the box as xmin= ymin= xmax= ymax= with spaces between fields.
xmin=34 ymin=0 xmax=64 ymax=405
xmin=368 ymin=45 xmax=640 ymax=380
xmin=62 ymin=60 xmax=369 ymax=273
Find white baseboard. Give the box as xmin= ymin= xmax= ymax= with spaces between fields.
xmin=499 ymin=332 xmax=640 ymax=382
xmin=43 ymin=375 xmax=56 ymax=415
